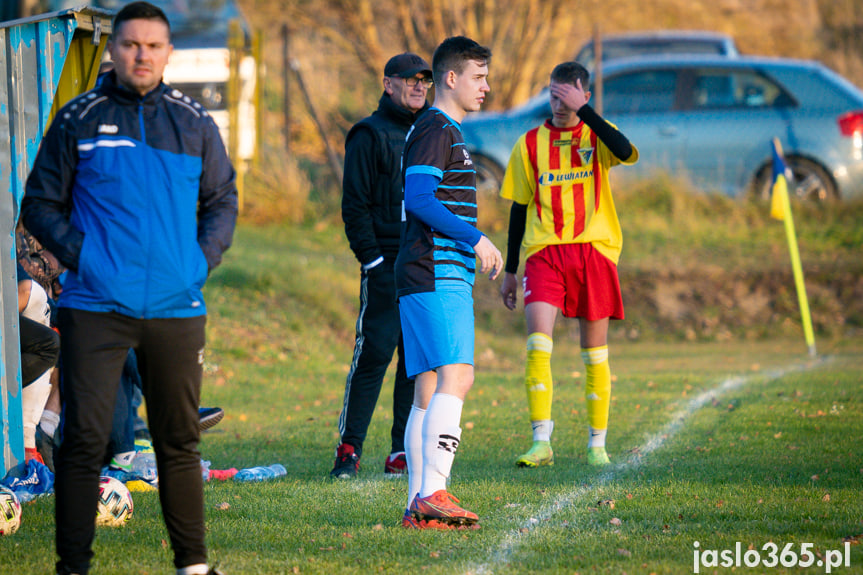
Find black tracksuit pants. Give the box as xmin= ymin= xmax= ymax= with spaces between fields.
xmin=54 ymin=309 xmax=207 ymax=574
xmin=337 ymin=258 xmax=415 ymax=457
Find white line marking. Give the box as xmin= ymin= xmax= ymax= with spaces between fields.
xmin=470 ymin=358 xmax=827 ymax=575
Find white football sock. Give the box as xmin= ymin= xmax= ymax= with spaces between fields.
xmin=404 ymin=404 xmax=425 ymax=511
xmin=420 ymin=393 xmax=463 ymax=498
xmin=531 ymin=419 xmax=554 ymax=442
xmin=22 ymin=370 xmax=52 ymax=448
xmin=588 ymin=426 xmax=608 ymax=448
xmin=39 ymin=409 xmax=60 ymax=438
xmin=176 ymin=564 xmax=208 ymax=575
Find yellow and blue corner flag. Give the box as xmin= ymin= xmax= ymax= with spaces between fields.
xmin=770 ymin=138 xmax=789 ymax=221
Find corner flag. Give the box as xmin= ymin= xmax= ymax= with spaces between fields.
xmin=768 ymin=138 xmax=816 ymax=357
xmin=770 ymin=139 xmax=789 ymax=221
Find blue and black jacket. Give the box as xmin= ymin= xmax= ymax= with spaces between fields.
xmin=22 ymin=71 xmax=238 ymax=319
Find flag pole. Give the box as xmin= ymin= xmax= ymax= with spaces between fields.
xmin=771 ymin=138 xmax=817 ymax=357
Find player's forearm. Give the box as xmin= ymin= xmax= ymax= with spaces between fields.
xmin=404 ymin=173 xmax=482 ymax=245
xmin=505 ymin=202 xmax=527 ymax=274
xmin=577 ymin=104 xmax=633 ymax=161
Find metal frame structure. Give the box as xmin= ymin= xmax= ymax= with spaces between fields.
xmin=0 ymin=6 xmax=112 ymax=473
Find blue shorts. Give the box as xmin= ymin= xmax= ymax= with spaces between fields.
xmin=399 ymin=283 xmax=474 ymax=378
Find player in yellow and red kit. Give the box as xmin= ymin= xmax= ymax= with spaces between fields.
xmin=499 ymin=61 xmax=638 ymax=468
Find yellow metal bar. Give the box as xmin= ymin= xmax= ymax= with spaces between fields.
xmin=252 ymin=28 xmax=263 ymax=169
xmin=227 ymin=18 xmax=243 ymax=209
xmin=772 ymin=140 xmax=816 ymax=357
xmin=779 ymin=177 xmax=817 ymax=357
xmin=49 ymin=12 xmax=112 ymax=124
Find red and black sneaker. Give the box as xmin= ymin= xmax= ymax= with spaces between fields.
xmin=329 ymin=443 xmax=360 ymax=479
xmin=401 ymin=510 xmax=455 ymax=530
xmin=409 ymin=490 xmax=479 ymax=527
xmin=384 ymin=451 xmax=407 ymax=476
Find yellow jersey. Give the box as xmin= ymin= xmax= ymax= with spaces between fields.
xmin=500 ymin=119 xmax=638 ymax=265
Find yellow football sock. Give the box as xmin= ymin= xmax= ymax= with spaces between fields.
xmin=525 ymin=333 xmax=554 ymax=422
xmin=582 ymin=345 xmax=611 ymax=431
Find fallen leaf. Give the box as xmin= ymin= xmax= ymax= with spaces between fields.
xmin=610 ymin=517 xmax=622 ymax=526
xmin=372 ymin=524 xmax=383 ymax=531
xmin=617 ymin=548 xmax=631 ymax=557
xmin=598 ymin=499 xmax=615 ymax=509
xmin=215 ymin=502 xmax=230 ymax=511
xmin=822 ymin=493 xmax=831 ymax=502
xmin=464 ymin=421 xmax=475 ymax=430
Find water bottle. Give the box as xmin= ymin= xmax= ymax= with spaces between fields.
xmin=234 ymin=464 xmax=286 ymax=482
xmin=201 ymin=460 xmax=212 ymax=481
xmin=132 ymin=452 xmax=158 ymax=484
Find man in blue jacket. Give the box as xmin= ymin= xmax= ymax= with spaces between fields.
xmin=21 ymin=2 xmax=237 ymax=574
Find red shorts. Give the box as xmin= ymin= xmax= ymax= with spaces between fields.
xmin=523 ymin=243 xmax=624 ymax=320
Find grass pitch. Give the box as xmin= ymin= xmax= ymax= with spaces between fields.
xmin=1 ymin=223 xmax=861 ymax=574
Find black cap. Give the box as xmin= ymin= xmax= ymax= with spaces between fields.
xmin=384 ymin=53 xmax=432 ymax=78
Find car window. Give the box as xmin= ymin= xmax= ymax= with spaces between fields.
xmin=574 ymin=37 xmax=736 ymax=72
xmin=690 ymin=68 xmax=792 ymax=109
xmin=603 ymin=70 xmax=678 ymax=114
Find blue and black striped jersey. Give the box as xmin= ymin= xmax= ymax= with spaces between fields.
xmin=396 ymin=108 xmax=480 ymax=296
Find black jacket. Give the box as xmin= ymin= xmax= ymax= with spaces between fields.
xmin=341 ymin=93 xmax=428 ymax=265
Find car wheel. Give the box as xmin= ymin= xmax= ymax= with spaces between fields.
xmin=473 ymin=154 xmax=505 ymax=196
xmin=752 ymin=156 xmax=838 ymax=202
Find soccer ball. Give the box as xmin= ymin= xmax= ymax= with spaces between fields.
xmin=0 ymin=486 xmax=22 ymax=535
xmin=96 ymin=476 xmax=133 ymax=527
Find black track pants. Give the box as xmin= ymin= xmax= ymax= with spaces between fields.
xmin=337 ymin=259 xmax=415 ymax=457
xmin=54 ymin=309 xmax=207 ymax=574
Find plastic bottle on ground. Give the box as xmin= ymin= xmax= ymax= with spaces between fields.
xmin=234 ymin=464 xmax=287 ymax=482
xmin=132 ymin=452 xmax=158 ymax=484
xmin=209 ymin=468 xmax=239 ymax=481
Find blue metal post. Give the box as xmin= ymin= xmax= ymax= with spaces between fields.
xmin=0 ymin=7 xmax=112 ymax=473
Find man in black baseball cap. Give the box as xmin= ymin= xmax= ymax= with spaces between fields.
xmin=384 ymin=52 xmax=433 ymax=80
xmin=330 ymin=52 xmax=431 ymax=480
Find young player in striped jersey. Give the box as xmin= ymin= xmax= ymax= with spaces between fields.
xmin=499 ymin=61 xmax=638 ymax=468
xmin=397 ymin=36 xmax=502 ymax=529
